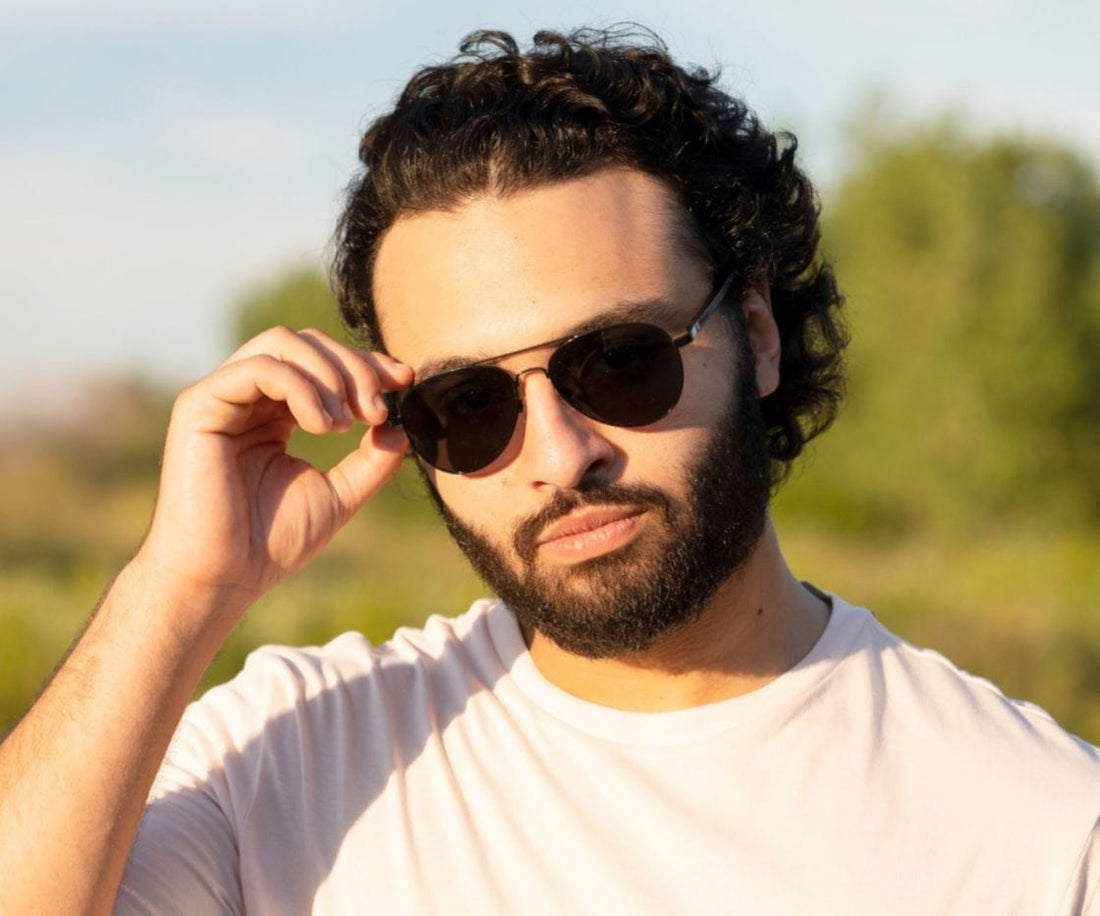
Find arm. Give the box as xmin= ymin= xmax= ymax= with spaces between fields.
xmin=0 ymin=327 xmax=413 ymax=915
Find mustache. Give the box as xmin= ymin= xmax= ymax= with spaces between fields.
xmin=512 ymin=482 xmax=674 ymax=564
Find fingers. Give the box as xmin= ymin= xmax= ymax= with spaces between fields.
xmin=298 ymin=329 xmax=409 ymax=426
xmin=220 ymin=326 xmax=414 ymax=429
xmin=325 ymin=423 xmax=410 ymax=520
xmin=182 ymin=355 xmax=339 ymax=436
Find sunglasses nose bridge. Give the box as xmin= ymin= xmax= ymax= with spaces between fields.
xmin=514 ymin=365 xmax=550 ymax=383
xmin=514 ymin=364 xmax=584 ymax=416
xmin=513 ymin=365 xmax=552 ymax=410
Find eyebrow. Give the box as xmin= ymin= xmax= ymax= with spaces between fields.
xmin=414 ymin=297 xmax=688 ymax=382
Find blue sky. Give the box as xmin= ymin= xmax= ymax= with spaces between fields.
xmin=3 ymin=0 xmax=1098 ymax=415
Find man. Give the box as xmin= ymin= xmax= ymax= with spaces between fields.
xmin=1 ymin=27 xmax=1098 ymax=915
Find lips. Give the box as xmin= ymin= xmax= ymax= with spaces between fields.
xmin=511 ymin=483 xmax=673 ymax=565
xmin=536 ymin=507 xmax=640 ymax=544
xmin=534 ymin=506 xmax=646 ymax=563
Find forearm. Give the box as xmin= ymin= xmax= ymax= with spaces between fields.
xmin=0 ymin=330 xmax=405 ymax=914
xmin=0 ymin=561 xmax=248 ymax=915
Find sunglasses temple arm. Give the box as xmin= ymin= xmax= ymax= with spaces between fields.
xmin=675 ymin=272 xmax=737 ymax=346
xmin=382 ymin=391 xmax=403 ymax=427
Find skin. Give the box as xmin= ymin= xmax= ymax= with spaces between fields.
xmin=374 ymin=168 xmax=828 ymax=710
xmin=0 ymin=166 xmax=826 ymax=911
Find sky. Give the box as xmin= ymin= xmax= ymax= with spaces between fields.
xmin=2 ymin=0 xmax=1098 ymax=417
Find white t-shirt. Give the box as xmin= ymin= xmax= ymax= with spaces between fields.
xmin=115 ymin=596 xmax=1100 ymax=915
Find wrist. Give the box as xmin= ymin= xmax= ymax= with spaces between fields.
xmin=113 ymin=550 xmax=258 ymax=656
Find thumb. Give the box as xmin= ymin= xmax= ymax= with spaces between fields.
xmin=325 ymin=424 xmax=409 ymax=521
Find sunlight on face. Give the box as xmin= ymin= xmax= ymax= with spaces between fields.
xmin=373 ymin=168 xmax=770 ymax=655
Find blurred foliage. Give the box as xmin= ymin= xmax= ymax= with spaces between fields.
xmin=3 ymin=119 xmax=1099 ymax=747
xmin=777 ymin=119 xmax=1100 ymax=536
xmin=233 ymin=264 xmax=351 ymax=347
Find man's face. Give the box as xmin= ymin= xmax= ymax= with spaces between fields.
xmin=373 ymin=168 xmax=775 ymax=657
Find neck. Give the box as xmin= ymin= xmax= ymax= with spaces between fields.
xmin=525 ymin=518 xmax=829 ymax=712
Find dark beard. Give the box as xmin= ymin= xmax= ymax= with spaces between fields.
xmin=423 ymin=350 xmax=772 ymax=659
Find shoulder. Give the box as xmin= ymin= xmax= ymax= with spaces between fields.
xmin=237 ymin=597 xmax=506 ymax=698
xmin=153 ymin=599 xmax=513 ymax=797
xmin=852 ymin=597 xmax=1097 ymax=760
xmin=829 ymin=595 xmax=1100 ymax=823
xmin=121 ymin=601 xmax=519 ymax=911
xmin=816 ymin=597 xmax=1100 ymax=910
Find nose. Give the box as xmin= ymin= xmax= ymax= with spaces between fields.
xmin=515 ymin=369 xmax=616 ymax=489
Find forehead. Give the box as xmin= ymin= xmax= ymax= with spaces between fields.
xmin=371 ymin=168 xmax=709 ymax=374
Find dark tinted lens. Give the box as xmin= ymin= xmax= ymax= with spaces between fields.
xmin=400 ymin=367 xmax=520 ymax=473
xmin=549 ymin=323 xmax=684 ymax=426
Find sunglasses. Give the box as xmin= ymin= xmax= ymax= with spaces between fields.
xmin=388 ymin=273 xmax=735 ymax=474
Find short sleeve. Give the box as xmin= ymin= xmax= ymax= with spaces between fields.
xmin=1058 ymin=816 xmax=1100 ymax=915
xmin=112 ymin=779 xmax=243 ymax=915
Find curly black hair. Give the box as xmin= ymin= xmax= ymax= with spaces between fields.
xmin=333 ymin=26 xmax=846 ymax=480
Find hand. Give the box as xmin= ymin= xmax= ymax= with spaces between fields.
xmin=134 ymin=326 xmax=413 ymax=620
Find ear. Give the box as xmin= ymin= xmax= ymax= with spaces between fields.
xmin=742 ymin=284 xmax=781 ymax=398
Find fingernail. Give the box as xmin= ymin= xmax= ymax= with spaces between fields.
xmin=373 ymin=394 xmax=387 ymax=415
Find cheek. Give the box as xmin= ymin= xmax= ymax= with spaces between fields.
xmin=676 ymin=348 xmax=738 ymax=429
xmin=429 ymin=470 xmax=508 ymax=531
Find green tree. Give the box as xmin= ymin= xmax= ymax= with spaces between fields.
xmin=778 ymin=122 xmax=1100 ymax=538
xmin=232 ymin=265 xmax=350 ymax=348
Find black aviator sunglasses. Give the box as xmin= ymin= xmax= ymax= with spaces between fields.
xmin=387 ymin=273 xmax=736 ymax=474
